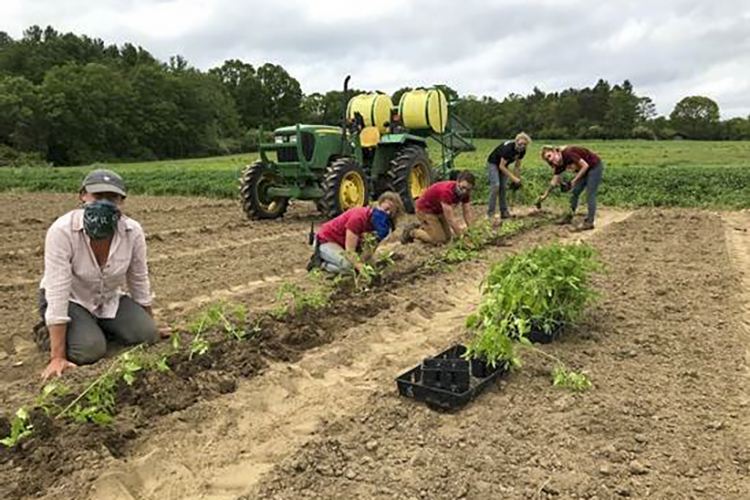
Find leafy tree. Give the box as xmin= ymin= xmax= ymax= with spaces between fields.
xmin=670 ymin=96 xmax=720 ymax=139
xmin=606 ymin=81 xmax=638 ymax=138
xmin=0 ymin=75 xmax=48 ymax=152
xmin=210 ymin=59 xmax=263 ymax=128
xmin=257 ymin=63 xmax=303 ymax=128
xmin=636 ymin=96 xmax=657 ymax=123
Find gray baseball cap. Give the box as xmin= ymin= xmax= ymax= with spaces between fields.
xmin=82 ymin=169 xmax=127 ymax=197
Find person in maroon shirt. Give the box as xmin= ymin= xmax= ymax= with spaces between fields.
xmin=401 ymin=171 xmax=476 ymax=245
xmin=310 ymin=192 xmax=404 ymax=274
xmin=537 ymin=145 xmax=605 ymax=230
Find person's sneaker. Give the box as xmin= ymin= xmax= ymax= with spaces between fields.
xmin=557 ymin=213 xmax=573 ymax=225
xmin=400 ymin=222 xmax=419 ymax=244
xmin=500 ymin=211 xmax=513 ymax=220
xmin=571 ymin=220 xmax=595 ymax=232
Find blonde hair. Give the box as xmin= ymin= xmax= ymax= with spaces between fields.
xmin=515 ymin=132 xmax=531 ymax=144
xmin=376 ymin=191 xmax=405 ymax=217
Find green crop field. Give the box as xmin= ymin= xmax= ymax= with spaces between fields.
xmin=1 ymin=139 xmax=749 ymax=208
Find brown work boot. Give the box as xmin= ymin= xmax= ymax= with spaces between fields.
xmin=557 ymin=212 xmax=573 ymax=225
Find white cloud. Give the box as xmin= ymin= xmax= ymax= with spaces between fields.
xmin=2 ymin=0 xmax=749 ymax=117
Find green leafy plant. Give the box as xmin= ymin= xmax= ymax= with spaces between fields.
xmin=552 ymin=365 xmax=592 ymax=393
xmin=468 ymin=242 xmax=602 ymax=363
xmin=0 ymin=408 xmax=33 ymax=447
xmin=466 ymin=242 xmax=602 ymax=391
xmin=185 ymin=300 xmax=248 ymax=358
xmin=189 ymin=332 xmax=210 ymax=360
xmin=57 ymin=346 xmax=146 ymax=425
xmin=61 ymin=365 xmax=119 ymax=425
xmin=275 ymin=271 xmax=335 ymax=314
xmin=442 ymin=221 xmax=494 ymax=264
xmin=170 ymin=330 xmax=182 ymax=350
xmin=120 ymin=351 xmax=144 ymax=386
xmin=36 ymin=383 xmax=70 ymax=416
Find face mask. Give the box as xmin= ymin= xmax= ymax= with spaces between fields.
xmin=83 ymin=199 xmax=120 ymax=240
xmin=371 ymin=208 xmax=393 ymax=241
xmin=515 ymin=143 xmax=526 ymax=153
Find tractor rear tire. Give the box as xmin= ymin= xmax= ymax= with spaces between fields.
xmin=240 ymin=161 xmax=289 ymax=220
xmin=388 ymin=145 xmax=434 ymax=214
xmin=319 ymin=157 xmax=370 ymax=219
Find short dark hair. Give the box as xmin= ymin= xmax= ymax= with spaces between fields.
xmin=457 ymin=171 xmax=476 ymax=186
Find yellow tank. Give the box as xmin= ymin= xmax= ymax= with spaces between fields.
xmin=346 ymin=93 xmax=393 ymax=134
xmin=398 ymin=88 xmax=449 ymax=133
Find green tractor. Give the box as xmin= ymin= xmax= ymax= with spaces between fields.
xmin=240 ymin=77 xmax=475 ymax=220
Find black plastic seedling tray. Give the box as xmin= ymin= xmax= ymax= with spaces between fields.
xmin=527 ymin=323 xmax=564 ymax=344
xmin=396 ymin=344 xmax=509 ymax=410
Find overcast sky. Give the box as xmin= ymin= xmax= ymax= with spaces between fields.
xmin=4 ymin=0 xmax=750 ymax=118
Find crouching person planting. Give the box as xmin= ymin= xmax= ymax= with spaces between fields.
xmin=36 ymin=169 xmax=167 ymax=381
xmin=308 ymin=192 xmax=404 ymax=274
xmin=401 ymin=171 xmax=476 ymax=245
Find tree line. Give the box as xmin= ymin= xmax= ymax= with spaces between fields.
xmin=1 ymin=26 xmax=748 ymax=166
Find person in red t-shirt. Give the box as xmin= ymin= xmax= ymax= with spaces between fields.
xmin=309 ymin=192 xmax=404 ymax=274
xmin=537 ymin=145 xmax=605 ymax=230
xmin=401 ymin=171 xmax=476 ymax=245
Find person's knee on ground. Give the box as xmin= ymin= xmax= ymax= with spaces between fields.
xmin=55 ymin=301 xmax=109 ymax=364
xmin=66 ymin=332 xmax=107 ymax=365
xmin=102 ymin=296 xmax=159 ymax=346
xmin=318 ymin=242 xmax=352 ymax=274
xmin=322 ymin=258 xmax=352 ymax=273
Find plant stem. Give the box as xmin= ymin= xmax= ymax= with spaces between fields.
xmin=521 ymin=344 xmax=565 ymax=365
xmin=56 ymin=345 xmax=142 ymax=420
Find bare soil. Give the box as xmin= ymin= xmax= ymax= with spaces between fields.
xmin=1 ymin=192 xmax=749 ymax=500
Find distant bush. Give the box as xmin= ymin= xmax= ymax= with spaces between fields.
xmin=0 ymin=145 xmax=51 ymax=168
xmin=632 ymin=126 xmax=657 ymax=140
xmin=580 ymin=125 xmax=607 ymax=140
xmin=536 ymin=127 xmax=569 ymax=140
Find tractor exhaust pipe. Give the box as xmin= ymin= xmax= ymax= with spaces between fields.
xmin=342 ymin=75 xmax=351 ymax=144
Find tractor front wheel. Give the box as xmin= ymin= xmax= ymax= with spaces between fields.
xmin=320 ymin=157 xmax=370 ymax=219
xmin=240 ymin=161 xmax=289 ymax=219
xmin=388 ymin=145 xmax=434 ymax=214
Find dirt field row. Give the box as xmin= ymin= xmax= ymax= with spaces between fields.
xmin=0 ymin=193 xmax=330 ymax=406
xmin=0 ymin=192 xmax=749 ymax=500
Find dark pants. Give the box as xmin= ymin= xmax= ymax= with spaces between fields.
xmin=570 ymin=161 xmax=605 ymax=223
xmin=39 ymin=291 xmax=159 ymax=365
xmin=487 ymin=162 xmax=508 ymax=216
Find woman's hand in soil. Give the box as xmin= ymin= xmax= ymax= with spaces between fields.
xmin=42 ymin=357 xmax=77 ymax=381
xmin=158 ymin=326 xmax=172 ymax=339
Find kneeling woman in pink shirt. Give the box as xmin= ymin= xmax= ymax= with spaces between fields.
xmin=38 ymin=169 xmax=160 ymax=380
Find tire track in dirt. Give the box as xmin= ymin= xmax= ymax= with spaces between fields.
xmin=75 ymin=211 xmax=632 ymax=500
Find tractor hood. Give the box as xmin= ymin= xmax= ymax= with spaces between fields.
xmin=274 ymin=125 xmax=342 ymax=136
